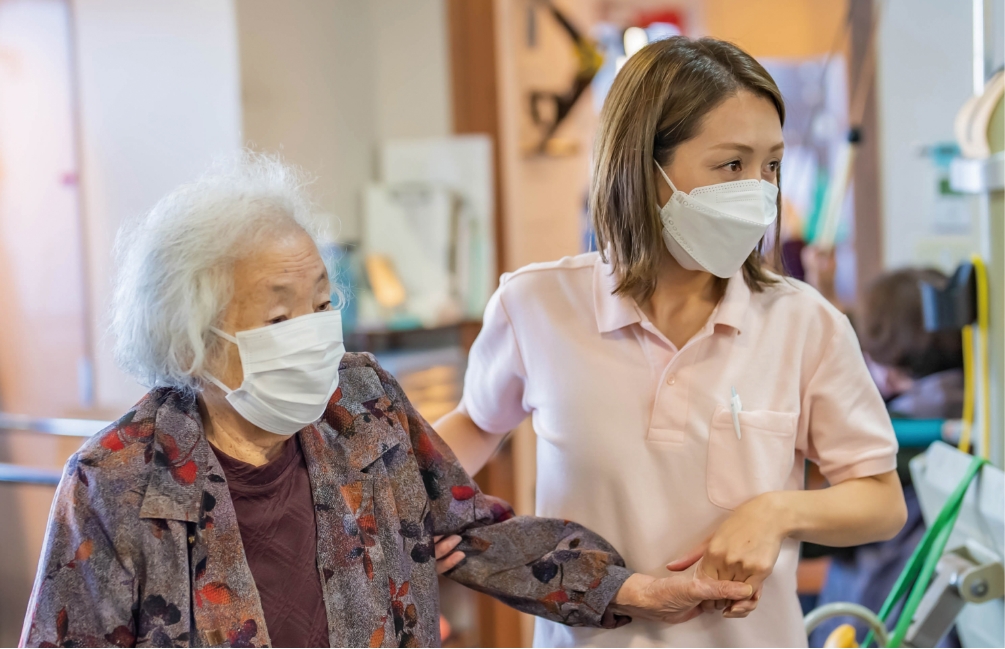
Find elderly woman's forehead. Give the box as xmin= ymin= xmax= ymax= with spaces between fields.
xmin=236 ymin=229 xmax=327 ymax=280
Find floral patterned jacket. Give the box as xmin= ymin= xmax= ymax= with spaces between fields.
xmin=21 ymin=353 xmax=631 ymax=648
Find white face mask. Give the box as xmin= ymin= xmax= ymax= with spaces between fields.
xmin=205 ymin=310 xmax=346 ymax=436
xmin=655 ymin=160 xmax=778 ymax=278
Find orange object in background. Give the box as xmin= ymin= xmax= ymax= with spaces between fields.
xmin=439 ymin=614 xmax=452 ymax=643
xmin=365 ymin=254 xmax=408 ymax=309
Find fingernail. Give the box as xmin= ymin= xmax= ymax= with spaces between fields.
xmin=745 ymin=585 xmax=754 ymax=598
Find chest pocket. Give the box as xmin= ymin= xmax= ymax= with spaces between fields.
xmin=706 ymin=407 xmax=798 ymax=510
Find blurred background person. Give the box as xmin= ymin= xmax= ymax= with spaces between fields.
xmin=809 ymin=267 xmax=965 ymax=646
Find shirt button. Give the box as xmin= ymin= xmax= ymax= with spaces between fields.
xmin=666 ymin=374 xmax=676 ymax=386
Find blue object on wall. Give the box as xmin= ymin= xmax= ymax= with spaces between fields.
xmin=891 ymin=418 xmax=943 ymax=448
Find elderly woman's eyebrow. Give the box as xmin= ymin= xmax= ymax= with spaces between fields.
xmin=264 ymin=271 xmax=327 ymax=294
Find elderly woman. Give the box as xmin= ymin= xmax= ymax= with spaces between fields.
xmin=20 ymin=157 xmax=751 ymax=648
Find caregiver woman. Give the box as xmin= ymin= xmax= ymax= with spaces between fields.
xmin=436 ymin=36 xmax=907 ymax=647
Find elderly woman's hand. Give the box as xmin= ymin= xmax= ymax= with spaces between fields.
xmin=434 ymin=535 xmax=466 ymax=574
xmin=608 ymin=569 xmax=753 ymax=624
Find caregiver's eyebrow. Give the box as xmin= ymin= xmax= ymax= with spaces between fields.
xmin=711 ymin=142 xmax=785 ymax=152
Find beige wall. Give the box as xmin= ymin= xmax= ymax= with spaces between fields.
xmin=494 ymin=0 xmax=601 ymax=273
xmin=0 ymin=3 xmax=90 ymax=641
xmin=74 ymin=0 xmax=243 ymax=416
xmin=700 ymin=0 xmax=848 ymax=58
xmin=0 ymin=1 xmax=243 ymax=642
xmin=236 ymin=0 xmax=452 ymax=242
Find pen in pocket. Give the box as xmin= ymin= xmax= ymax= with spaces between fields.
xmin=730 ymin=386 xmax=742 ymax=440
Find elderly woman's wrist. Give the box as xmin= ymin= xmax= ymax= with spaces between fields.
xmin=610 ymin=573 xmax=652 ymax=613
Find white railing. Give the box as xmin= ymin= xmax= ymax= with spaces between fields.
xmin=0 ymin=413 xmax=109 ymax=486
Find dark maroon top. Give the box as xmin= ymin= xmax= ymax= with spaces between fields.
xmin=211 ymin=436 xmax=329 ymax=648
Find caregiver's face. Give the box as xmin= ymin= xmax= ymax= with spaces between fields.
xmin=657 ymin=90 xmax=784 ymax=204
xmin=214 ymin=226 xmax=332 ymax=388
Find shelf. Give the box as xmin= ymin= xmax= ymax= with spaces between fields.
xmin=949 ymin=151 xmax=1005 ymax=193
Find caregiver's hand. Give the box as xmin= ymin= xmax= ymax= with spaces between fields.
xmin=609 ymin=570 xmax=753 ymax=624
xmin=666 ymin=492 xmax=787 ymax=618
xmin=434 ymin=535 xmax=465 ymax=574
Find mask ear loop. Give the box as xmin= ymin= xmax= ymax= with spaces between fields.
xmin=210 ymin=326 xmax=239 ymax=344
xmin=205 ymin=327 xmax=240 ymax=394
xmin=653 ymin=159 xmax=679 ymax=193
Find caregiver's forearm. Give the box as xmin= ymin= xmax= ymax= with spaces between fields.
xmin=434 ymin=408 xmax=506 ymax=475
xmin=769 ymin=470 xmax=906 ymax=546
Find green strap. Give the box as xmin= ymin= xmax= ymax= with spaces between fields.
xmin=888 ymin=510 xmax=962 ymax=646
xmin=862 ymin=455 xmax=987 ymax=647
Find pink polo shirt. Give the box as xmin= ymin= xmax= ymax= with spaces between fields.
xmin=459 ymin=252 xmax=897 ymax=648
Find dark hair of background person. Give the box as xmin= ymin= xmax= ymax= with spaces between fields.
xmin=590 ymin=36 xmax=786 ymax=302
xmin=859 ymin=268 xmax=964 ymax=378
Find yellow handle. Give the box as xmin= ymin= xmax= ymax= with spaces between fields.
xmin=972 ymin=254 xmax=990 ymax=460
xmin=824 ymin=623 xmax=860 ymax=648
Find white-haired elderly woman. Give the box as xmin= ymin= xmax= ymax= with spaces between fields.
xmin=21 ymin=156 xmax=752 ymax=648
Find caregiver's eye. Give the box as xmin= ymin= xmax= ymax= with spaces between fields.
xmin=768 ymin=160 xmax=780 ymax=172
xmin=722 ymin=160 xmax=742 ymax=172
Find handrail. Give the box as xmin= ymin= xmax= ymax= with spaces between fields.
xmin=0 ymin=412 xmax=110 ymax=437
xmin=0 ymin=463 xmax=62 ymax=486
xmin=0 ymin=412 xmax=109 ymax=486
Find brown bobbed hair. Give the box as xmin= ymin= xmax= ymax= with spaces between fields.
xmin=590 ymin=36 xmax=786 ymax=302
xmin=859 ymin=269 xmax=964 ymax=379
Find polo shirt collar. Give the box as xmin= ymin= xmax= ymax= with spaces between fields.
xmin=593 ymin=256 xmax=751 ymax=335
xmin=593 ymin=257 xmax=641 ymax=333
xmin=713 ymin=271 xmax=751 ymax=334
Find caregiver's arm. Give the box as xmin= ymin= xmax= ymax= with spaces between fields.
xmin=434 ymin=407 xmax=505 ymax=476
xmin=773 ymin=469 xmax=906 ymax=545
xmin=675 ymin=471 xmax=905 ymax=618
xmin=698 ymin=471 xmax=905 ymax=571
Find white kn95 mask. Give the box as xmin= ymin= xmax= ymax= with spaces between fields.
xmin=654 ymin=160 xmax=778 ymax=278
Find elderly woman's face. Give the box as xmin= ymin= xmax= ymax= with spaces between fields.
xmin=214 ymin=226 xmax=332 ymax=388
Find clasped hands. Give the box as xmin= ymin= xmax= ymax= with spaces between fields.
xmin=432 ymin=493 xmax=787 ymax=625
xmin=663 ymin=492 xmax=788 ymax=620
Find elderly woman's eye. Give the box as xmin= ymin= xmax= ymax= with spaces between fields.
xmin=317 ymin=301 xmax=332 ymax=312
xmin=268 ymin=316 xmax=288 ymax=325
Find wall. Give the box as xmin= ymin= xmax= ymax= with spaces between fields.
xmin=699 ymin=0 xmax=847 ymax=58
xmin=0 ymin=0 xmax=88 ymax=419
xmin=494 ymin=0 xmax=602 ymax=272
xmin=0 ymin=2 xmax=242 ymax=642
xmin=74 ymin=0 xmax=243 ymax=415
xmin=0 ymin=2 xmax=91 ymax=640
xmin=372 ymin=0 xmax=453 ymax=141
xmin=876 ymin=0 xmax=982 ymax=270
xmin=236 ymin=0 xmax=452 ymax=243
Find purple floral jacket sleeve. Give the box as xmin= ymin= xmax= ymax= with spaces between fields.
xmin=21 ymin=353 xmax=631 ymax=648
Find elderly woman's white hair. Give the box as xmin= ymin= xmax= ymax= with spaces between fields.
xmin=112 ymin=153 xmax=341 ymax=393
